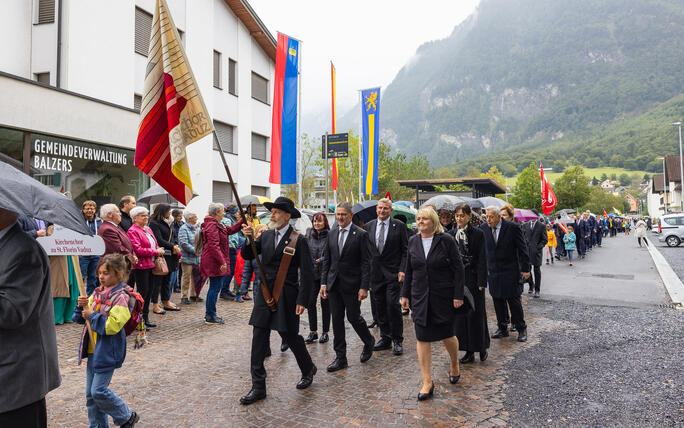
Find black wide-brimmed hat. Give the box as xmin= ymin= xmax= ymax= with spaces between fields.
xmin=263 ymin=196 xmax=301 ymax=218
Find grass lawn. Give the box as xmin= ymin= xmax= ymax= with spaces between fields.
xmin=509 ymin=167 xmax=650 ymax=186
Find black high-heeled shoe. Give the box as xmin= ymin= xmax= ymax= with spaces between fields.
xmin=459 ymin=352 xmax=475 ymax=364
xmin=449 ymin=373 xmax=460 ymax=384
xmin=417 ymin=383 xmax=434 ymax=401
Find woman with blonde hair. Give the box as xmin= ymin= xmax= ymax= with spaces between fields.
xmin=401 ymin=207 xmax=465 ymax=400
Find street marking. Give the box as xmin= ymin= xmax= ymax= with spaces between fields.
xmin=646 ymin=244 xmax=684 ymax=308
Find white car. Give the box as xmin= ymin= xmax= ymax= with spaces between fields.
xmin=658 ymin=213 xmax=684 ymax=247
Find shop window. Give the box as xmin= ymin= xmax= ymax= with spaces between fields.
xmin=251 ymin=133 xmax=268 ymax=161
xmin=35 ymin=72 xmax=50 ymax=85
xmin=213 ymin=121 xmax=235 ymax=153
xmin=213 ymin=51 xmax=222 ymax=89
xmin=212 ymin=181 xmax=233 ymax=203
xmin=0 ymin=127 xmax=25 ymax=170
xmin=228 ymin=59 xmax=237 ymax=95
xmin=135 ymin=7 xmax=152 ymax=56
xmin=251 ymin=72 xmax=268 ymax=104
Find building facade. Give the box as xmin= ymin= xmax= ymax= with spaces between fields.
xmin=0 ymin=0 xmax=278 ymax=213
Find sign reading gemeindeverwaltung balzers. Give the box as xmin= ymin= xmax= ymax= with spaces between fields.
xmin=32 ymin=137 xmax=129 ymax=172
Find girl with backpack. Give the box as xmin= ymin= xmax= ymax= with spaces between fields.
xmin=73 ymin=254 xmax=139 ymax=428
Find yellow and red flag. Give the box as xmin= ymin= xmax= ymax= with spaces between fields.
xmin=331 ymin=62 xmax=338 ymax=190
xmin=135 ymin=0 xmax=213 ymax=205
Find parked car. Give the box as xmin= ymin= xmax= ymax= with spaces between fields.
xmin=658 ymin=213 xmax=684 ymax=247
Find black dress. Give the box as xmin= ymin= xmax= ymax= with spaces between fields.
xmin=453 ymin=225 xmax=490 ymax=353
xmin=402 ymin=233 xmax=464 ymax=342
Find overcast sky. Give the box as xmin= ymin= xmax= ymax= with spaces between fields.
xmin=249 ymin=0 xmax=480 ymax=120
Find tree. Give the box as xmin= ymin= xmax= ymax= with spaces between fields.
xmin=591 ymin=176 xmax=599 ymax=185
xmin=480 ymin=166 xmax=506 ymax=186
xmin=618 ymin=173 xmax=631 ymax=187
xmin=582 ymin=186 xmax=625 ymax=214
xmin=643 ymin=173 xmax=651 ymax=181
xmin=600 ymin=173 xmax=608 ymax=182
xmin=610 ymin=173 xmax=617 ymax=180
xmin=555 ymin=166 xmax=590 ymax=209
xmin=377 ymin=141 xmax=433 ymax=201
xmin=282 ymin=134 xmax=325 ymax=206
xmin=510 ymin=162 xmax=541 ymax=210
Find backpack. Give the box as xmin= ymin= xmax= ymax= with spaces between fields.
xmin=193 ymin=223 xmax=204 ymax=255
xmin=103 ymin=286 xmax=145 ymax=336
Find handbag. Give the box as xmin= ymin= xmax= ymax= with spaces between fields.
xmin=454 ymin=285 xmax=475 ymax=316
xmin=152 ymin=256 xmax=169 ymax=275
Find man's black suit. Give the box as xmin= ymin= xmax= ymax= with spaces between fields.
xmin=242 ymin=225 xmax=316 ymax=392
xmin=522 ymin=220 xmax=547 ymax=293
xmin=364 ymin=217 xmax=408 ymax=345
xmin=479 ymin=219 xmax=530 ymax=332
xmin=321 ymin=223 xmax=375 ymax=360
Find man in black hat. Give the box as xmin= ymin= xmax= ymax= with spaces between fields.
xmin=239 ymin=196 xmax=317 ymax=405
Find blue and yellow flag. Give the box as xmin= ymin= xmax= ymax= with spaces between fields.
xmin=362 ymin=88 xmax=380 ymax=195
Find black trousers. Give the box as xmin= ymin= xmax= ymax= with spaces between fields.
xmin=493 ymin=296 xmax=526 ymax=331
xmin=529 ymin=265 xmax=542 ymax=292
xmin=0 ymin=398 xmax=47 ymax=428
xmin=371 ymin=280 xmax=403 ymax=343
xmin=328 ymin=288 xmax=375 ymax=360
xmin=151 ymin=272 xmax=171 ymax=304
xmin=307 ymin=295 xmax=331 ymax=333
xmin=250 ymin=326 xmax=313 ymax=392
xmin=638 ymin=237 xmax=649 ymax=246
xmin=133 ymin=268 xmax=153 ymax=320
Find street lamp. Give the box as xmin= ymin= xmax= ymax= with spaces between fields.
xmin=656 ymin=156 xmax=667 ymax=214
xmin=673 ymin=122 xmax=684 ymax=212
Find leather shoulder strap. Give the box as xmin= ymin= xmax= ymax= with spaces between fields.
xmin=271 ymin=230 xmax=300 ymax=305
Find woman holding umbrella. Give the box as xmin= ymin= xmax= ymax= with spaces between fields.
xmin=453 ymin=204 xmax=489 ymax=363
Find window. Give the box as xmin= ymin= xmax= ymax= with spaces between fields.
xmin=251 ymin=72 xmax=268 ymax=104
xmin=34 ymin=72 xmax=50 ymax=85
xmin=251 ymin=186 xmax=269 ymax=197
xmin=213 ymin=121 xmax=235 ymax=153
xmin=251 ymin=133 xmax=268 ymax=161
xmin=135 ymin=7 xmax=152 ymax=56
xmin=213 ymin=50 xmax=222 ymax=89
xmin=0 ymin=127 xmax=25 ymax=170
xmin=36 ymin=0 xmax=55 ymax=24
xmin=228 ymin=59 xmax=237 ymax=95
xmin=212 ymin=181 xmax=233 ymax=203
xmin=133 ymin=94 xmax=142 ymax=110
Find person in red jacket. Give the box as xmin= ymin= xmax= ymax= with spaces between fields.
xmin=98 ymin=204 xmax=137 ymax=271
xmin=200 ymin=202 xmax=243 ymax=324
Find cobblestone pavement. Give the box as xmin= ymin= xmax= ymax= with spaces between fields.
xmin=47 ymin=290 xmax=545 ymax=427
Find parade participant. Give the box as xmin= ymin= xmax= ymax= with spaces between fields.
xmin=523 ymin=216 xmax=547 ymax=298
xmin=239 ymin=204 xmax=262 ymax=303
xmin=563 ymin=225 xmax=576 ymax=266
xmin=438 ymin=209 xmax=457 ymax=233
xmin=320 ymin=202 xmax=376 ymax=372
xmin=401 ymin=207 xmax=465 ymax=401
xmin=545 ymin=224 xmax=557 ymax=265
xmin=364 ymin=198 xmax=408 ymax=356
xmin=219 ymin=205 xmax=240 ymax=301
xmin=239 ymin=197 xmax=317 ymax=405
xmin=80 ymin=200 xmax=102 ymax=295
xmin=149 ymin=204 xmax=181 ymax=313
xmin=480 ymin=206 xmax=530 ymax=342
xmin=127 ymin=207 xmax=165 ymax=328
xmin=453 ymin=204 xmax=489 ymax=364
xmin=583 ymin=212 xmax=594 ymax=251
xmin=178 ymin=210 xmax=200 ymax=304
xmin=595 ymin=216 xmax=604 ymax=247
xmin=200 ymin=203 xmax=243 ymax=324
xmin=553 ymin=215 xmax=566 ymax=260
xmin=574 ymin=214 xmax=587 ymax=258
xmin=98 ymin=204 xmax=137 ymax=269
xmin=118 ymin=196 xmax=136 ymax=232
xmin=170 ymin=209 xmax=185 ymax=294
xmin=500 ymin=203 xmax=515 ymax=222
xmin=635 ymin=218 xmax=649 ymax=247
xmin=0 ymin=208 xmax=61 ymax=427
xmin=73 ymin=254 xmax=139 ymax=428
xmin=305 ymin=212 xmax=331 ymax=344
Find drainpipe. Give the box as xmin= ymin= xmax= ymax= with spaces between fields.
xmin=56 ymin=0 xmax=62 ymax=88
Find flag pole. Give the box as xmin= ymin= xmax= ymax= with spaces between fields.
xmin=358 ymin=90 xmax=363 ymax=202
xmin=214 ymin=131 xmax=276 ymax=312
xmin=297 ymin=40 xmax=303 ymax=208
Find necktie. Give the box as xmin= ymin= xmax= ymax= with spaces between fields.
xmin=274 ymin=230 xmax=280 ymax=249
xmin=338 ymin=228 xmax=346 ymax=253
xmin=492 ymin=227 xmax=497 ymax=244
xmin=378 ymin=221 xmax=385 ymax=254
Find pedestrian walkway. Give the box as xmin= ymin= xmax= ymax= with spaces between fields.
xmin=540 ymin=233 xmax=668 ymax=306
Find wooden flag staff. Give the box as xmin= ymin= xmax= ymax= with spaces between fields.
xmin=71 ymin=255 xmax=96 ymax=350
xmin=213 ymin=131 xmax=277 ymax=312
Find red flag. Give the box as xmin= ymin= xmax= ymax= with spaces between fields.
xmin=603 ymin=208 xmax=608 ymax=218
xmin=385 ymin=191 xmax=392 ymax=201
xmin=540 ymin=162 xmax=557 ymax=215
xmin=331 ymin=62 xmax=338 ymax=191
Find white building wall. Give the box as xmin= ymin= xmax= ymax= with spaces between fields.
xmin=0 ymin=1 xmax=32 ymax=77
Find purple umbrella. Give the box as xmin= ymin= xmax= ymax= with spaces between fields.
xmin=514 ymin=208 xmax=539 ymax=222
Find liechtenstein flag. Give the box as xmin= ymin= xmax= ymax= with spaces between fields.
xmin=269 ymin=33 xmax=299 ymax=184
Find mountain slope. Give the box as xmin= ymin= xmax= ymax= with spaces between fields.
xmin=373 ymin=0 xmax=684 ymax=168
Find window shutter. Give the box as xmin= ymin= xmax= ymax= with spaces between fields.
xmin=135 ymin=8 xmax=153 ymax=56
xmin=228 ymin=59 xmax=237 ymax=95
xmin=213 ymin=121 xmax=234 ymax=153
xmin=133 ymin=94 xmax=142 ymax=110
xmin=213 ymin=51 xmax=222 ymax=88
xmin=251 ymin=133 xmax=268 ymax=161
xmin=38 ymin=0 xmax=55 ymax=24
xmin=251 ymin=186 xmax=269 ymax=197
xmin=212 ymin=181 xmax=233 ymax=203
xmin=251 ymin=72 xmax=268 ymax=103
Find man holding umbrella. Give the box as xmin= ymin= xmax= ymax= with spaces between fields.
xmin=239 ymin=197 xmax=317 ymax=405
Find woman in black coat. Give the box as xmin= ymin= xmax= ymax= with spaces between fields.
xmin=453 ymin=204 xmax=490 ymax=363
xmin=401 ymin=207 xmax=465 ymax=401
xmin=304 ymin=212 xmax=331 ymax=345
xmin=149 ymin=203 xmax=181 ymax=314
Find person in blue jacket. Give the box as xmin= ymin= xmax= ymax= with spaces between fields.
xmin=563 ymin=225 xmax=577 ymax=266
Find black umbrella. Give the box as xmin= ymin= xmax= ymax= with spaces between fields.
xmin=138 ymin=184 xmax=198 ymax=205
xmin=0 ymin=160 xmax=92 ymax=235
xmin=352 ymin=200 xmax=378 ymax=224
xmin=421 ymin=195 xmax=457 ymax=211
